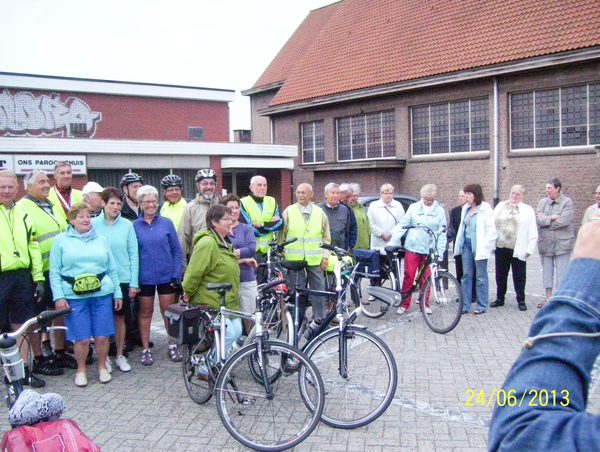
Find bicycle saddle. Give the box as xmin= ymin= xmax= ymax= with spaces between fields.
xmin=384 ymin=245 xmax=404 ymax=254
xmin=207 ymin=283 xmax=233 ymax=292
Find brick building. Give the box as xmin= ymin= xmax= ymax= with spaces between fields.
xmin=0 ymin=72 xmax=295 ymax=206
xmin=243 ymin=0 xmax=600 ymax=223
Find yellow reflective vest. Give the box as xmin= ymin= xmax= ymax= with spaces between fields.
xmin=240 ymin=196 xmax=277 ymax=253
xmin=17 ymin=198 xmax=67 ymax=272
xmin=284 ymin=205 xmax=324 ymax=266
xmin=0 ymin=203 xmax=44 ymax=282
xmin=47 ymin=187 xmax=82 ymax=223
xmin=160 ymin=198 xmax=188 ymax=231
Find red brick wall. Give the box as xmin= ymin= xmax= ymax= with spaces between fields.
xmin=1 ymin=88 xmax=230 ymax=142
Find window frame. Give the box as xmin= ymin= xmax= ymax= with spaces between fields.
xmin=336 ymin=110 xmax=396 ymax=162
xmin=509 ymin=82 xmax=600 ymax=150
xmin=410 ymin=98 xmax=490 ymax=156
xmin=300 ymin=120 xmax=325 ymax=164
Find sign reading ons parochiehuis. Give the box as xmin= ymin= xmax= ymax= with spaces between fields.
xmin=0 ymin=155 xmax=87 ymax=175
xmin=0 ymin=89 xmax=102 ymax=138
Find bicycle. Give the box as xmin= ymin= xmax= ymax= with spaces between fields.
xmin=365 ymin=224 xmax=464 ymax=334
xmin=179 ymin=279 xmax=325 ymax=452
xmin=280 ymin=243 xmax=398 ymax=429
xmin=0 ymin=308 xmax=72 ymax=411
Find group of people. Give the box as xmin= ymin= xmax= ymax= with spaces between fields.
xmin=2 ymin=161 xmax=596 ymax=389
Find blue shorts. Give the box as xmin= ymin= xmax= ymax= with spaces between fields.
xmin=64 ymin=295 xmax=116 ymax=341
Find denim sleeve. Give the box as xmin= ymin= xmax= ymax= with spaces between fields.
xmin=489 ymin=259 xmax=600 ymax=452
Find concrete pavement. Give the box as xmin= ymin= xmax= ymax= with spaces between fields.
xmin=1 ymin=253 xmax=596 ymax=451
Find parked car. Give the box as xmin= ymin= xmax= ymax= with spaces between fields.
xmin=358 ymin=195 xmax=418 ymax=213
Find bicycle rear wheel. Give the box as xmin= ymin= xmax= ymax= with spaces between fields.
xmin=302 ymin=326 xmax=398 ymax=429
xmin=420 ymin=271 xmax=463 ymax=334
xmin=182 ymin=341 xmax=214 ymax=404
xmin=216 ymin=342 xmax=324 ymax=452
xmin=360 ymin=264 xmax=398 ymax=318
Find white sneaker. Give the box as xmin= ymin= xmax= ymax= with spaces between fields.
xmin=367 ymin=295 xmax=376 ymax=302
xmin=115 ymin=355 xmax=131 ymax=372
xmin=425 ymin=307 xmax=432 ymax=315
xmin=105 ymin=358 xmax=113 ymax=373
xmin=396 ymin=306 xmax=406 ymax=315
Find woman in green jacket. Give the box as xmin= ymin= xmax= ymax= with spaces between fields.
xmin=182 ymin=204 xmax=242 ymax=354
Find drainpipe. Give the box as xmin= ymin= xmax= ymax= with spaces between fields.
xmin=493 ymin=77 xmax=500 ymax=207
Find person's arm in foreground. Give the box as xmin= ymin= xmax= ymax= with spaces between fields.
xmin=489 ymin=218 xmax=600 ymax=451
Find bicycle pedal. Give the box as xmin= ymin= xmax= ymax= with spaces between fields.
xmin=242 ymin=396 xmax=256 ymax=405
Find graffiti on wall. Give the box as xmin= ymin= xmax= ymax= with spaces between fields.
xmin=0 ymin=89 xmax=102 ymax=138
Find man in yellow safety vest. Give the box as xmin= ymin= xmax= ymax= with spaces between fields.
xmin=279 ymin=183 xmax=331 ymax=326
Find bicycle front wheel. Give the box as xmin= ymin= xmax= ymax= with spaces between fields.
xmin=420 ymin=271 xmax=463 ymax=334
xmin=302 ymin=326 xmax=398 ymax=429
xmin=216 ymin=341 xmax=324 ymax=452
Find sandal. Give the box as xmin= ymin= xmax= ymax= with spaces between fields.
xmin=168 ymin=347 xmax=182 ymax=362
xmin=537 ymin=301 xmax=547 ymax=309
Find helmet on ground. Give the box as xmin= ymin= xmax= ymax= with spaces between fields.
xmin=120 ymin=172 xmax=143 ymax=188
xmin=161 ymin=174 xmax=184 ymax=189
xmin=195 ymin=169 xmax=217 ymax=182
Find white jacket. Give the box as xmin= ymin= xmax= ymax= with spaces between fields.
xmin=453 ymin=201 xmax=497 ymax=260
xmin=493 ymin=201 xmax=538 ymax=261
xmin=367 ymin=199 xmax=405 ymax=253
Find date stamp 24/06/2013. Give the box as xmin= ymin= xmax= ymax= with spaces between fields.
xmin=465 ymin=389 xmax=570 ymax=407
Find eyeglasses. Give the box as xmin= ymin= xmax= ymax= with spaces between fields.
xmin=141 ymin=200 xmax=158 ymax=206
xmin=220 ymin=217 xmax=234 ymax=223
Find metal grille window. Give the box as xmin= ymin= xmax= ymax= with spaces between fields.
xmin=337 ymin=111 xmax=395 ymax=161
xmin=510 ymin=82 xmax=600 ymax=149
xmin=411 ymin=98 xmax=489 ymax=155
xmin=301 ymin=121 xmax=324 ymax=163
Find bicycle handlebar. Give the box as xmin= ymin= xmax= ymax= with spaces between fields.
xmin=267 ymin=237 xmax=297 ymax=250
xmin=320 ymin=243 xmax=348 ymax=257
xmin=6 ymin=308 xmax=72 ymax=338
xmin=404 ymin=223 xmax=446 ymax=235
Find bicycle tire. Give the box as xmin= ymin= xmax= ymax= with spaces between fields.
xmin=182 ymin=341 xmax=214 ymax=404
xmin=215 ymin=341 xmax=324 ymax=452
xmin=360 ymin=262 xmax=398 ymax=318
xmin=420 ymin=270 xmax=463 ymax=334
xmin=301 ymin=326 xmax=398 ymax=429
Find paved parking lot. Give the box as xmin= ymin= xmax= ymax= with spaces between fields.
xmin=1 ymin=253 xmax=597 ymax=451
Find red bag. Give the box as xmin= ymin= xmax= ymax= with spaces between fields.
xmin=0 ymin=419 xmax=100 ymax=452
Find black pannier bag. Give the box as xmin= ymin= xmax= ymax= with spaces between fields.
xmin=165 ymin=304 xmax=206 ymax=346
xmin=352 ymin=249 xmax=380 ymax=276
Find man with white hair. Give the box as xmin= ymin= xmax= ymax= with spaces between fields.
xmin=338 ymin=183 xmax=358 ymax=251
xmin=81 ymin=181 xmax=104 ymax=218
xmin=319 ymin=183 xmax=353 ymax=252
xmin=47 ymin=161 xmax=82 ymax=222
xmin=240 ymin=175 xmax=283 ymax=280
xmin=18 ymin=170 xmax=77 ymax=377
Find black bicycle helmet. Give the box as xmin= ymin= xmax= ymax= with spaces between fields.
xmin=195 ymin=169 xmax=217 ymax=182
xmin=120 ymin=172 xmax=143 ymax=188
xmin=161 ymin=174 xmax=184 ymax=189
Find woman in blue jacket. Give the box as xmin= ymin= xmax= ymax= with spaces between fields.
xmin=50 ymin=203 xmax=122 ymax=387
xmin=92 ymin=187 xmax=139 ymax=372
xmin=389 ymin=184 xmax=447 ymax=314
xmin=133 ymin=186 xmax=183 ymax=366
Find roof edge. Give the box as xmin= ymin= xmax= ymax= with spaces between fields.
xmin=259 ymin=47 xmax=600 ymax=115
xmin=241 ymin=81 xmax=285 ymax=96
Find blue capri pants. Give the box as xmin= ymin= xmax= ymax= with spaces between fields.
xmin=64 ymin=295 xmax=116 ymax=341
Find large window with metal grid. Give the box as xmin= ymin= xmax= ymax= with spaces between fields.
xmin=336 ymin=110 xmax=395 ymax=161
xmin=301 ymin=121 xmax=325 ymax=164
xmin=510 ymin=83 xmax=600 ymax=150
xmin=411 ymin=98 xmax=489 ymax=155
